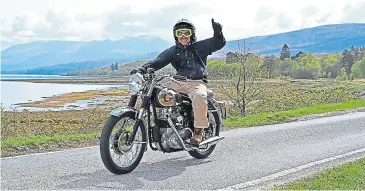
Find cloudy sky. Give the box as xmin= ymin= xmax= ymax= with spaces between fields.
xmin=1 ymin=0 xmax=365 ymax=50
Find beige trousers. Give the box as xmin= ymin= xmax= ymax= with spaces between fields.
xmin=161 ymin=79 xmax=209 ymax=129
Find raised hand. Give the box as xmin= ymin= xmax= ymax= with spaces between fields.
xmin=211 ymin=18 xmax=222 ymax=35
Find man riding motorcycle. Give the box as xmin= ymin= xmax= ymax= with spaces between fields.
xmin=131 ymin=18 xmax=226 ymax=146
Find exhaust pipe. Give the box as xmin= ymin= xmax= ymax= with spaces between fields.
xmin=199 ymin=136 xmax=225 ymax=147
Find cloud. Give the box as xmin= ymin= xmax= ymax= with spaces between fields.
xmin=316 ymin=13 xmax=332 ymax=23
xmin=300 ymin=5 xmax=319 ymax=18
xmin=341 ymin=1 xmax=365 ymax=23
xmin=1 ymin=0 xmax=363 ymax=50
xmin=103 ymin=3 xmax=214 ymax=40
xmin=254 ymin=6 xmax=275 ymax=23
xmin=275 ymin=12 xmax=293 ymax=29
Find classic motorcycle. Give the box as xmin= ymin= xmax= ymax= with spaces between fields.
xmin=99 ymin=68 xmax=227 ymax=175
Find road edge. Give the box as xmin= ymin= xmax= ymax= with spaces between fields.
xmin=217 ymin=148 xmax=365 ymax=190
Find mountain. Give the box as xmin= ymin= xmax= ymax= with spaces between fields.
xmin=1 ymin=35 xmax=172 ymax=71
xmin=219 ymin=23 xmax=365 ymax=55
xmin=2 ymin=52 xmax=160 ymax=75
xmin=2 ymin=23 xmax=365 ymax=75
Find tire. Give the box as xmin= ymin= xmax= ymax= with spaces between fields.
xmin=99 ymin=111 xmax=147 ymax=174
xmin=188 ymin=111 xmax=221 ymax=159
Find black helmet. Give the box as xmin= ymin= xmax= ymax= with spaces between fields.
xmin=173 ymin=18 xmax=196 ymax=42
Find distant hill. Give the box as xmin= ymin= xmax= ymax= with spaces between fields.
xmin=2 ymin=52 xmax=160 ymax=75
xmin=218 ymin=23 xmax=365 ymax=56
xmin=1 ymin=35 xmax=172 ymax=71
xmin=2 ymin=23 xmax=365 ymax=75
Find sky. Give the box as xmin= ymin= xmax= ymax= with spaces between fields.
xmin=1 ymin=0 xmax=365 ymax=50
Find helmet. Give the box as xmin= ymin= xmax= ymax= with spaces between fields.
xmin=173 ymin=18 xmax=196 ymax=42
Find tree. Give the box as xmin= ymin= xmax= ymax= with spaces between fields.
xmin=207 ymin=59 xmax=231 ymax=78
xmin=294 ymin=51 xmax=304 ymax=59
xmin=320 ymin=54 xmax=341 ymax=78
xmin=340 ymin=49 xmax=355 ymax=80
xmin=280 ymin=58 xmax=295 ymax=78
xmin=280 ymin=44 xmax=291 ymax=61
xmin=262 ymin=55 xmax=280 ymax=78
xmin=219 ymin=42 xmax=264 ymax=116
xmin=352 ymin=57 xmax=365 ymax=79
xmin=292 ymin=54 xmax=321 ymax=79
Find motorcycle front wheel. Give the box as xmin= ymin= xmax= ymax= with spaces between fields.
xmin=99 ymin=111 xmax=147 ymax=174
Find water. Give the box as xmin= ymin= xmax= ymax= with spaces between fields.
xmin=0 ymin=75 xmax=128 ymax=111
xmin=0 ymin=74 xmax=80 ymax=80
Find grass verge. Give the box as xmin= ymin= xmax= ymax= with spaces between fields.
xmin=224 ymin=99 xmax=365 ymax=127
xmin=274 ymin=157 xmax=365 ymax=190
xmin=1 ymin=132 xmax=100 ymax=147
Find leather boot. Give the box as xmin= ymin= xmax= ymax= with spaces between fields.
xmin=189 ymin=128 xmax=204 ymax=147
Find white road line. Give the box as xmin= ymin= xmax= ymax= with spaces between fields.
xmin=218 ymin=147 xmax=365 ymax=190
xmin=0 ymin=146 xmax=98 ymax=160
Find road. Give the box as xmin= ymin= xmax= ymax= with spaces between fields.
xmin=2 ymin=112 xmax=365 ymax=190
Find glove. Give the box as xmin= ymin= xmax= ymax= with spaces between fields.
xmin=147 ymin=68 xmax=155 ymax=73
xmin=130 ymin=67 xmax=147 ymax=75
xmin=211 ymin=18 xmax=222 ymax=36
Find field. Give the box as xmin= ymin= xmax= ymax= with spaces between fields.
xmin=1 ymin=78 xmax=365 ymax=157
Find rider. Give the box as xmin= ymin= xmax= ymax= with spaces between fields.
xmin=131 ymin=18 xmax=226 ymax=146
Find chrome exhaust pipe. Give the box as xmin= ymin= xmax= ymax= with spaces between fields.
xmin=199 ymin=136 xmax=225 ymax=147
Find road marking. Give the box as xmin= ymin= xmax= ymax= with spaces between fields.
xmin=0 ymin=146 xmax=98 ymax=160
xmin=218 ymin=147 xmax=365 ymax=190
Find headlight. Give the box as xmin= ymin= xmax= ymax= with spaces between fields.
xmin=129 ymin=73 xmax=145 ymax=92
xmin=157 ymin=88 xmax=177 ymax=107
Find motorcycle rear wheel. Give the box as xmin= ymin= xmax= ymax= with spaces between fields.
xmin=99 ymin=111 xmax=147 ymax=174
xmin=188 ymin=111 xmax=221 ymax=159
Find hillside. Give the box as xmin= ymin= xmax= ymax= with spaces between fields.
xmin=2 ymin=52 xmax=160 ymax=75
xmin=1 ymin=23 xmax=364 ymax=75
xmin=220 ymin=23 xmax=365 ymax=55
xmin=1 ymin=35 xmax=172 ymax=71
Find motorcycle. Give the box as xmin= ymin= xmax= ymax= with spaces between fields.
xmin=99 ymin=68 xmax=227 ymax=174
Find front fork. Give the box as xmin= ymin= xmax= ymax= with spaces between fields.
xmin=126 ymin=80 xmax=155 ymax=145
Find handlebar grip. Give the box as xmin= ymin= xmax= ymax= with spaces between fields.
xmin=147 ymin=68 xmax=155 ymax=73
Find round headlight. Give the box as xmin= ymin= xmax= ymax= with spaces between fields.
xmin=157 ymin=88 xmax=177 ymax=107
xmin=129 ymin=73 xmax=144 ymax=92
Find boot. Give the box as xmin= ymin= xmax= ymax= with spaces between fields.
xmin=189 ymin=128 xmax=204 ymax=147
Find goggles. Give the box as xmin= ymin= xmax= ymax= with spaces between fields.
xmin=175 ymin=28 xmax=192 ymax=38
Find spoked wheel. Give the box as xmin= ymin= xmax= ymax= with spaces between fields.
xmin=188 ymin=111 xmax=221 ymax=159
xmin=99 ymin=112 xmax=147 ymax=174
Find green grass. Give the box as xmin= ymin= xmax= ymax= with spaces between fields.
xmin=1 ymin=132 xmax=100 ymax=147
xmin=275 ymin=158 xmax=365 ymax=190
xmin=224 ymin=99 xmax=365 ymax=127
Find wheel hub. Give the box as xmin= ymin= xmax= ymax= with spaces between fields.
xmin=113 ymin=131 xmax=133 ymax=154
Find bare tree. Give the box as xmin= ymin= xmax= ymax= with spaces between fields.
xmin=218 ymin=41 xmax=264 ymax=116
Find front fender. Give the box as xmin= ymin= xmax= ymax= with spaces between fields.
xmin=110 ymin=106 xmax=137 ymax=117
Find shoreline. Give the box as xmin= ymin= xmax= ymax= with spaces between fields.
xmin=0 ymin=77 xmax=129 ymax=84
xmin=13 ymin=89 xmax=131 ymax=110
xmin=1 ymin=77 xmax=131 ymax=112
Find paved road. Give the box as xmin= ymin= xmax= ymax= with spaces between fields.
xmin=2 ymin=112 xmax=365 ymax=190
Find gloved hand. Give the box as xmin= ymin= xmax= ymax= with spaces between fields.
xmin=130 ymin=67 xmax=147 ymax=75
xmin=211 ymin=18 xmax=222 ymax=36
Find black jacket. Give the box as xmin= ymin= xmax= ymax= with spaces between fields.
xmin=142 ymin=32 xmax=226 ymax=80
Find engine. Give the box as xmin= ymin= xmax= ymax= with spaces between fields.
xmin=153 ymin=106 xmax=193 ymax=151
